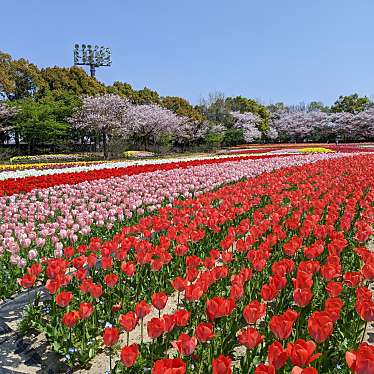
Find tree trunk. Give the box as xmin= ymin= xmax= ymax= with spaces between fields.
xmin=15 ymin=131 xmax=20 ymax=149
xmin=102 ymin=131 xmax=108 ymax=159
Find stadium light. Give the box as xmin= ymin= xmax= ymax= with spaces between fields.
xmin=73 ymin=44 xmax=111 ymax=78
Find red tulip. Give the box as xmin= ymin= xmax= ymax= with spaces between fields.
xmin=175 ymin=244 xmax=189 ymax=256
xmin=362 ymin=261 xmax=374 ymax=281
xmin=287 ymin=339 xmax=321 ymax=367
xmin=28 ymin=263 xmax=42 ymax=276
xmin=195 ymin=322 xmax=215 ymax=342
xmin=79 ymin=302 xmax=94 ymax=319
xmin=346 ymin=343 xmax=374 ymax=374
xmin=89 ymin=283 xmax=103 ymax=299
xmin=62 ymin=310 xmax=80 ymax=329
xmin=56 ymin=291 xmax=73 ymax=308
xmin=87 ymin=253 xmax=97 ymax=268
xmin=291 ymin=367 xmax=318 ymax=374
xmin=135 ymin=300 xmax=151 ymax=319
xmin=185 ymin=283 xmax=205 ymax=301
xmin=119 ymin=311 xmax=138 ymax=332
xmin=147 ymin=317 xmax=165 ymax=339
xmin=101 ymin=256 xmax=113 ymax=270
xmin=261 ymin=283 xmax=279 ymax=301
xmin=293 ymin=288 xmax=313 ymax=307
xmin=172 ymin=333 xmax=197 ymax=356
xmin=103 ymin=327 xmax=120 ymax=346
xmin=324 ymin=297 xmax=343 ymax=322
xmin=19 ymin=273 xmax=36 ymax=289
xmin=206 ymin=297 xmax=235 ymax=320
xmin=163 ymin=314 xmax=176 ymax=333
xmin=152 ymin=357 xmax=186 ymax=373
xmin=63 ymin=246 xmax=75 ymax=258
xmin=171 ymin=276 xmax=187 ymax=292
xmin=151 ymin=292 xmax=168 ymax=311
xmin=45 ymin=279 xmax=61 ymax=294
xmin=237 ymin=327 xmax=264 ymax=349
xmin=79 ymin=278 xmax=93 ymax=293
xmin=243 ymin=300 xmax=266 ymax=324
xmin=212 ymin=355 xmax=232 ymax=374
xmin=325 ymin=282 xmax=343 ymax=297
xmin=104 ymin=273 xmax=118 ymax=288
xmin=229 ymin=283 xmax=244 ymax=300
xmin=254 ymin=364 xmax=276 ymax=374
xmin=344 ymin=272 xmax=362 ymax=287
xmin=121 ymin=261 xmax=136 ymax=277
xmin=174 ymin=309 xmax=190 ymax=327
xmin=120 ymin=343 xmax=139 ymax=368
xmin=356 ymin=300 xmax=374 ymax=322
xmin=269 ymin=310 xmax=298 ymax=340
xmin=112 ymin=303 xmax=122 ymax=313
xmin=307 ymin=311 xmax=333 ymax=343
xmin=268 ymin=340 xmax=289 ymax=369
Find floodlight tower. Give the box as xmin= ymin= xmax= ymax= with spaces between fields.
xmin=73 ymin=44 xmax=111 ymax=78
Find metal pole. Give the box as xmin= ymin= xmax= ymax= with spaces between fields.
xmin=90 ymin=64 xmax=96 ymax=78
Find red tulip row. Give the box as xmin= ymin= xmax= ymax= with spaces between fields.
xmin=1 ymin=154 xmax=295 ymax=196
xmin=20 ymin=154 xmax=374 ymax=373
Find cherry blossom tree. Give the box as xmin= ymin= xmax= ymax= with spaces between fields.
xmin=351 ymin=108 xmax=374 ymax=140
xmin=231 ymin=111 xmax=262 ymax=143
xmin=68 ymin=94 xmax=128 ymax=159
xmin=270 ymin=110 xmax=329 ymax=142
xmin=121 ymin=103 xmax=188 ymax=150
xmin=173 ymin=120 xmax=211 ymax=149
xmin=265 ymin=126 xmax=279 ymax=141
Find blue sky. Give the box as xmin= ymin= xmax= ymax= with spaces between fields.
xmin=2 ymin=0 xmax=374 ymax=105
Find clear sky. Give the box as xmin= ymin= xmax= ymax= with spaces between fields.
xmin=2 ymin=0 xmax=374 ymax=105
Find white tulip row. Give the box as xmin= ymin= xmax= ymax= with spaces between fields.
xmin=0 ymin=152 xmax=297 ymax=180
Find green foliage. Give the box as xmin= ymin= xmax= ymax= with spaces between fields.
xmin=0 ymin=51 xmax=47 ymax=100
xmin=39 ymin=66 xmax=106 ymax=97
xmin=161 ymin=96 xmax=205 ymax=121
xmin=11 ymin=96 xmax=70 ymax=153
xmin=205 ymin=132 xmax=225 ymax=149
xmin=222 ymin=128 xmax=245 ymax=146
xmin=197 ymin=92 xmax=233 ymax=127
xmin=331 ymin=93 xmax=371 ymax=114
xmin=267 ymin=102 xmax=286 ymax=113
xmin=107 ymin=81 xmax=160 ymax=104
xmin=308 ymin=101 xmax=330 ymax=113
xmin=225 ymin=96 xmax=270 ymax=132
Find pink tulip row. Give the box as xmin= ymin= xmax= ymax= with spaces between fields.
xmin=0 ymin=153 xmax=351 ymax=268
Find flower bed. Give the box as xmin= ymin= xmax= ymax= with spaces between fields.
xmin=123 ymin=151 xmax=156 ymax=159
xmin=0 ymin=160 xmax=111 ymax=172
xmin=0 ymin=154 xmax=303 ymax=194
xmin=9 ymin=153 xmax=101 ymax=164
xmin=298 ymin=148 xmax=334 ymax=153
xmin=18 ymin=154 xmax=374 ymax=373
xmin=0 ymin=153 xmax=346 ymax=300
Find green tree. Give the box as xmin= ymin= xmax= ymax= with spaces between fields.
xmin=107 ymin=81 xmax=160 ymax=104
xmin=222 ymin=128 xmax=245 ymax=146
xmin=161 ymin=96 xmax=204 ymax=122
xmin=0 ymin=51 xmax=47 ymax=100
xmin=307 ymin=101 xmax=330 ymax=113
xmin=225 ymin=96 xmax=269 ymax=132
xmin=39 ymin=66 xmax=106 ymax=97
xmin=267 ymin=102 xmax=286 ymax=113
xmin=198 ymin=92 xmax=233 ymax=127
xmin=107 ymin=81 xmax=136 ymax=98
xmin=12 ymin=96 xmax=70 ymax=154
xmin=331 ymin=94 xmax=371 ymax=114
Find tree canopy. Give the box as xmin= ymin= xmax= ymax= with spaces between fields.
xmin=331 ymin=94 xmax=371 ymax=114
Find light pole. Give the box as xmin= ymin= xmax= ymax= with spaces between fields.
xmin=73 ymin=44 xmax=111 ymax=78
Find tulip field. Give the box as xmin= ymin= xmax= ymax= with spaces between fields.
xmin=1 ymin=150 xmax=374 ymax=373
